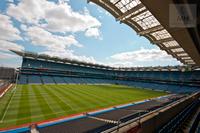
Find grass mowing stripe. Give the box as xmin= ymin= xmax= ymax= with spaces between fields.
xmin=0 ymin=87 xmax=16 ymax=123
xmin=53 ymin=85 xmax=90 ymax=108
xmin=63 ymin=87 xmax=104 ymax=104
xmin=65 ymin=86 xmax=104 ymax=103
xmin=24 ymin=85 xmax=44 ymax=123
xmin=87 ymin=85 xmax=150 ymax=101
xmin=0 ymin=84 xmax=168 ymax=128
xmin=72 ymin=86 xmax=111 ymax=105
xmin=77 ymin=85 xmax=138 ymax=107
xmin=47 ymin=85 xmax=79 ymax=109
xmin=42 ymin=85 xmax=73 ymax=111
xmin=79 ymin=86 xmax=119 ymax=104
xmin=51 ymin=85 xmax=105 ymax=112
xmin=16 ymin=85 xmax=31 ymax=125
xmin=3 ymin=107 xmax=102 ymax=123
xmin=0 ymin=89 xmax=13 ymax=119
xmin=58 ymin=87 xmax=101 ymax=106
xmin=31 ymin=85 xmax=56 ymax=119
xmin=33 ymin=85 xmax=64 ymax=115
xmin=83 ymin=88 xmax=124 ymax=104
xmin=85 ymin=85 xmax=126 ymax=100
xmin=0 ymin=88 xmax=13 ymax=109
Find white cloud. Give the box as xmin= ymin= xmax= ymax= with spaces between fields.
xmin=6 ymin=0 xmax=14 ymax=3
xmin=0 ymin=14 xmax=24 ymax=52
xmin=105 ymin=61 xmax=141 ymax=68
xmin=85 ymin=27 xmax=101 ymax=39
xmin=20 ymin=24 xmax=27 ymax=31
xmin=41 ymin=50 xmax=96 ymax=64
xmin=7 ymin=0 xmax=101 ymax=34
xmin=0 ymin=52 xmax=17 ymax=59
xmin=25 ymin=25 xmax=96 ymax=64
xmin=110 ymin=48 xmax=181 ymax=66
xmin=7 ymin=0 xmax=45 ymax=24
xmin=0 ymin=61 xmax=21 ymax=68
xmin=58 ymin=0 xmax=69 ymax=4
xmin=2 ymin=0 xmax=103 ymax=67
xmin=0 ymin=40 xmax=24 ymax=52
xmin=26 ymin=26 xmax=82 ymax=52
xmin=111 ymin=48 xmax=174 ymax=62
xmin=44 ymin=3 xmax=101 ymax=33
xmin=0 ymin=14 xmax=24 ymax=51
xmin=0 ymin=14 xmax=22 ymax=41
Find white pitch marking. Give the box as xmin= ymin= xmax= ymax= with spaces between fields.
xmin=0 ymin=87 xmax=17 ymax=123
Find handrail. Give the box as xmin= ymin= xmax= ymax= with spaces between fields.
xmin=158 ymin=99 xmax=199 ymax=132
xmin=103 ymin=92 xmax=199 ymax=133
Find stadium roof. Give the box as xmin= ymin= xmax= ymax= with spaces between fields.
xmin=11 ymin=50 xmax=199 ymax=71
xmin=88 ymin=0 xmax=200 ymax=66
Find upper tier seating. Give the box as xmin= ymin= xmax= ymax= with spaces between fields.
xmin=21 ymin=58 xmax=200 ymax=83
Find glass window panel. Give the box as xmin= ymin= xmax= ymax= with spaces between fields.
xmin=184 ymin=59 xmax=194 ymax=62
xmin=177 ymin=53 xmax=188 ymax=56
xmin=151 ymin=29 xmax=171 ymax=40
xmin=131 ymin=11 xmax=160 ymax=30
xmin=113 ymin=0 xmax=141 ymax=13
xmin=171 ymin=48 xmax=184 ymax=52
xmin=181 ymin=57 xmax=191 ymax=60
xmin=162 ymin=41 xmax=179 ymax=47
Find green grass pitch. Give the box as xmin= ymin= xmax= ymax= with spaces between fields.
xmin=0 ymin=84 xmax=167 ymax=128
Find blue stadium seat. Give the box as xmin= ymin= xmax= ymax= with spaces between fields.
xmin=18 ymin=58 xmax=200 ymax=93
xmin=28 ymin=75 xmax=42 ymax=84
xmin=54 ymin=77 xmax=66 ymax=84
xmin=18 ymin=74 xmax=27 ymax=84
xmin=42 ymin=76 xmax=55 ymax=84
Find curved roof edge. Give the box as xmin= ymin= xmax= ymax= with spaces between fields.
xmin=10 ymin=50 xmax=199 ymax=71
xmin=88 ymin=0 xmax=200 ymax=66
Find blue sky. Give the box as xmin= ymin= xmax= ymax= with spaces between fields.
xmin=0 ymin=0 xmax=181 ymax=68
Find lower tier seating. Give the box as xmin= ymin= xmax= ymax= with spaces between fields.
xmin=28 ymin=75 xmax=42 ymax=84
xmin=42 ymin=76 xmax=55 ymax=84
xmin=18 ymin=74 xmax=199 ymax=93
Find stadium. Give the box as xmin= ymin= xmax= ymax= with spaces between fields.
xmin=0 ymin=0 xmax=200 ymax=133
